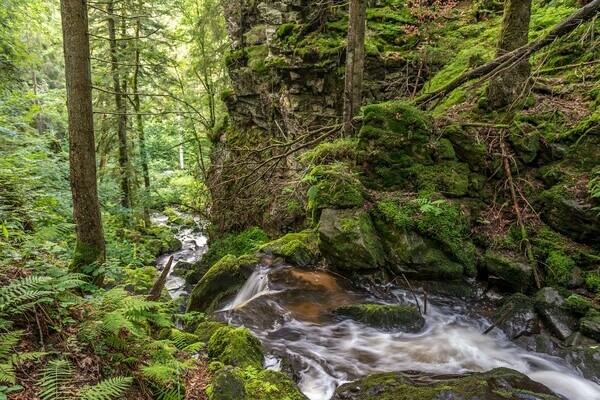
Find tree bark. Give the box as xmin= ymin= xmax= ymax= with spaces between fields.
xmin=487 ymin=0 xmax=533 ymax=108
xmin=108 ymin=0 xmax=130 ymax=209
xmin=416 ymin=0 xmax=600 ymax=107
xmin=343 ymin=0 xmax=367 ymax=137
xmin=60 ymin=0 xmax=106 ymax=280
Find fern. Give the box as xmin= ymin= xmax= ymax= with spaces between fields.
xmin=156 ymin=387 xmax=185 ymax=400
xmin=78 ymin=376 xmax=133 ymax=400
xmin=38 ymin=359 xmax=74 ymax=400
xmin=0 ymin=331 xmax=21 ymax=384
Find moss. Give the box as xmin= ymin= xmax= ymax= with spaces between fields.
xmin=187 ymin=255 xmax=246 ymax=313
xmin=580 ymin=314 xmax=600 ymax=341
xmin=564 ymin=295 xmax=591 ymax=316
xmin=586 ymin=272 xmax=600 ymax=294
xmin=194 ymin=321 xmax=228 ymax=343
xmin=123 ymin=265 xmax=158 ymax=294
xmin=334 ymin=368 xmax=561 ymax=399
xmin=202 ymin=227 xmax=268 ymax=267
xmin=299 ymin=138 xmax=361 ymax=165
xmin=509 ymin=124 xmax=540 ymax=164
xmin=483 ymin=251 xmax=534 ymax=292
xmin=261 ymin=230 xmax=319 ymax=266
xmin=332 ymin=304 xmax=425 ymax=332
xmin=442 ymin=125 xmax=488 ymax=171
xmin=408 ymin=162 xmax=470 ymax=197
xmin=544 ymin=250 xmax=575 ymax=287
xmin=244 ymin=368 xmax=308 ymax=400
xmin=207 ymin=326 xmax=263 ymax=369
xmin=208 ymin=366 xmax=247 ymax=400
xmin=304 ymin=163 xmax=365 ymax=224
xmin=434 ymin=138 xmax=456 ymax=161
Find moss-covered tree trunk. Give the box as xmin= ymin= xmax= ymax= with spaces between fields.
xmin=487 ymin=0 xmax=532 ymax=109
xmin=60 ymin=0 xmax=106 ymax=279
xmin=343 ymin=0 xmax=367 ymax=136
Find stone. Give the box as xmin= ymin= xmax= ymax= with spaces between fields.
xmin=495 ymin=294 xmax=538 ymax=340
xmin=534 ymin=287 xmax=579 ymax=341
xmin=194 ymin=321 xmax=228 ymax=343
xmin=318 ymin=208 xmax=385 ymax=270
xmin=209 ymin=366 xmax=247 ymax=400
xmin=443 ymin=125 xmax=488 ymax=171
xmin=483 ymin=251 xmax=534 ymax=293
xmin=260 ymin=230 xmax=320 ymax=266
xmin=333 ymin=368 xmax=563 ymax=399
xmin=207 ymin=326 xmax=264 ymax=369
xmin=580 ymin=314 xmax=600 ymax=341
xmin=332 ymin=304 xmax=425 ymax=332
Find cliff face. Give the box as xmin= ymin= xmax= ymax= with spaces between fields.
xmin=210 ymin=0 xmax=431 ymax=234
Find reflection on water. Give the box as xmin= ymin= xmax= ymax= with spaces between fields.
xmin=222 ymin=266 xmax=600 ymax=400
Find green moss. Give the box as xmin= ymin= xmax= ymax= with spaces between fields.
xmin=580 ymin=314 xmax=600 ymax=341
xmin=299 ymin=138 xmax=361 ymax=165
xmin=304 ymin=163 xmax=365 ymax=224
xmin=544 ymin=250 xmax=575 ymax=287
xmin=408 ymin=162 xmax=470 ymax=197
xmin=194 ymin=321 xmax=228 ymax=343
xmin=332 ymin=304 xmax=425 ymax=332
xmin=261 ymin=230 xmax=319 ymax=266
xmin=564 ymin=295 xmax=591 ymax=316
xmin=202 ymin=227 xmax=268 ymax=267
xmin=244 ymin=368 xmax=308 ymax=400
xmin=187 ymin=255 xmax=246 ymax=313
xmin=207 ymin=326 xmax=263 ymax=369
xmin=123 ymin=265 xmax=158 ymax=294
xmin=586 ymin=272 xmax=600 ymax=294
xmin=483 ymin=251 xmax=534 ymax=293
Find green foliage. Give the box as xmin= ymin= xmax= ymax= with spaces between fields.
xmin=544 ymin=251 xmax=575 ymax=287
xmin=38 ymin=359 xmax=73 ymax=400
xmin=79 ymin=377 xmax=133 ymax=400
xmin=586 ymin=272 xmax=600 ymax=294
xmin=564 ymin=295 xmax=591 ymax=316
xmin=201 ymin=227 xmax=268 ymax=267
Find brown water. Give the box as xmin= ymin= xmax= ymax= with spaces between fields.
xmin=220 ymin=265 xmax=600 ymax=400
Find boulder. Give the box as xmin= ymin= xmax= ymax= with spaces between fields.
xmin=318 ymin=208 xmax=385 ymax=270
xmin=534 ymin=287 xmax=578 ymax=341
xmin=495 ymin=294 xmax=538 ymax=340
xmin=333 ymin=368 xmax=563 ymax=399
xmin=483 ymin=251 xmax=534 ymax=293
xmin=332 ymin=304 xmax=425 ymax=332
xmin=580 ymin=313 xmax=600 ymax=342
xmin=207 ymin=326 xmax=263 ymax=369
xmin=260 ymin=230 xmax=320 ymax=266
xmin=209 ymin=366 xmax=246 ymax=400
xmin=187 ymin=255 xmax=253 ymax=313
xmin=194 ymin=321 xmax=228 ymax=343
xmin=443 ymin=125 xmax=488 ymax=171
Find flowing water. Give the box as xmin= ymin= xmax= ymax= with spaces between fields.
xmin=219 ymin=265 xmax=600 ymax=400
xmin=151 ymin=214 xmax=208 ymax=299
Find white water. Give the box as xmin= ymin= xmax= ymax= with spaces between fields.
xmin=223 ymin=267 xmax=600 ymax=400
xmin=152 ymin=213 xmax=208 ymax=299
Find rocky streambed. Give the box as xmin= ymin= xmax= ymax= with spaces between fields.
xmin=156 ymin=218 xmax=600 ymax=400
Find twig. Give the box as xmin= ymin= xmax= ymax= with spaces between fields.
xmin=483 ymin=302 xmax=514 ymax=335
xmin=402 ymin=274 xmax=422 ymax=316
xmin=148 ymin=256 xmax=173 ymax=301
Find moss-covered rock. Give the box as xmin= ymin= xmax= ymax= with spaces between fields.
xmin=442 ymin=125 xmax=488 ymax=171
xmin=333 ymin=368 xmax=562 ymax=399
xmin=332 ymin=304 xmax=425 ymax=332
xmin=260 ymin=230 xmax=320 ymax=266
xmin=534 ymin=287 xmax=578 ymax=341
xmin=207 ymin=326 xmax=263 ymax=369
xmin=483 ymin=251 xmax=534 ymax=293
xmin=305 ymin=163 xmax=366 ymax=224
xmin=564 ymin=295 xmax=592 ymax=316
xmin=580 ymin=313 xmax=600 ymax=342
xmin=494 ymin=294 xmax=537 ymax=339
xmin=318 ymin=208 xmax=385 ymax=270
xmin=194 ymin=321 xmax=228 ymax=343
xmin=245 ymin=369 xmax=308 ymax=400
xmin=209 ymin=366 xmax=247 ymax=400
xmin=187 ymin=255 xmax=249 ymax=313
xmin=201 ymin=227 xmax=269 ymax=268
xmin=510 ymin=124 xmax=540 ymax=164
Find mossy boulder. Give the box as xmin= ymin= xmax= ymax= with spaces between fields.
xmin=333 ymin=368 xmax=562 ymax=399
xmin=483 ymin=251 xmax=534 ymax=293
xmin=187 ymin=255 xmax=250 ymax=313
xmin=305 ymin=163 xmax=366 ymax=224
xmin=318 ymin=208 xmax=385 ymax=270
xmin=245 ymin=369 xmax=308 ymax=400
xmin=207 ymin=326 xmax=263 ymax=369
xmin=332 ymin=304 xmax=425 ymax=332
xmin=443 ymin=125 xmax=488 ymax=171
xmin=260 ymin=230 xmax=320 ymax=266
xmin=534 ymin=287 xmax=578 ymax=341
xmin=509 ymin=125 xmax=540 ymax=164
xmin=494 ymin=294 xmax=537 ymax=339
xmin=580 ymin=313 xmax=600 ymax=342
xmin=173 ymin=260 xmax=210 ymax=286
xmin=209 ymin=366 xmax=247 ymax=400
xmin=194 ymin=321 xmax=228 ymax=343
xmin=538 ymin=186 xmax=600 ymax=245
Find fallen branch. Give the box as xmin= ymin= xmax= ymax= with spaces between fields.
xmin=148 ymin=256 xmax=173 ymax=301
xmin=416 ymin=0 xmax=600 ymax=107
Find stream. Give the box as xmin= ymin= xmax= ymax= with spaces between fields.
xmin=154 ymin=216 xmax=600 ymax=400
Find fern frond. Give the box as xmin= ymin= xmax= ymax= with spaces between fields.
xmin=141 ymin=362 xmax=180 ymax=385
xmin=38 ymin=359 xmax=74 ymax=400
xmin=78 ymin=376 xmax=133 ymax=400
xmin=0 ymin=331 xmax=21 ymax=359
xmin=11 ymin=351 xmax=46 ymax=367
xmin=156 ymin=387 xmax=185 ymax=400
xmin=101 ymin=311 xmax=140 ymax=336
xmin=169 ymin=329 xmax=200 ymax=351
xmin=0 ymin=362 xmax=15 ymax=384
xmin=181 ymin=342 xmax=205 ymax=354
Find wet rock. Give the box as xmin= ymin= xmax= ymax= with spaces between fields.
xmin=332 ymin=304 xmax=425 ymax=333
xmin=333 ymin=368 xmax=563 ymax=400
xmin=187 ymin=255 xmax=252 ymax=313
xmin=318 ymin=208 xmax=385 ymax=270
xmin=539 ymin=187 xmax=600 ymax=245
xmin=580 ymin=313 xmax=600 ymax=341
xmin=210 ymin=366 xmax=247 ymax=400
xmin=260 ymin=230 xmax=320 ymax=266
xmin=495 ymin=294 xmax=538 ymax=339
xmin=173 ymin=260 xmax=209 ymax=285
xmin=161 ymin=237 xmax=182 ymax=254
xmin=558 ymin=345 xmax=600 ymax=384
xmin=207 ymin=325 xmax=263 ymax=369
xmin=483 ymin=251 xmax=534 ymax=293
xmin=534 ymin=287 xmax=578 ymax=341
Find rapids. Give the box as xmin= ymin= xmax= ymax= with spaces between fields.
xmin=220 ymin=265 xmax=600 ymax=400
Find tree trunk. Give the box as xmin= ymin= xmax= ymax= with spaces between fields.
xmin=108 ymin=0 xmax=130 ymax=209
xmin=60 ymin=0 xmax=106 ymax=281
xmin=343 ymin=0 xmax=367 ymax=136
xmin=487 ymin=0 xmax=533 ymax=108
